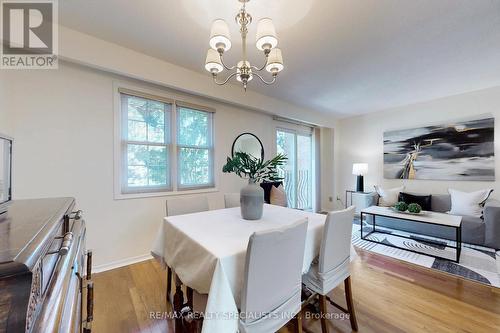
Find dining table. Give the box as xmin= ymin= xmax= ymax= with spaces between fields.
xmin=151 ymin=204 xmax=351 ymax=333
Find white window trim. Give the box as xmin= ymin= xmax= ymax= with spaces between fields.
xmin=113 ymin=82 xmax=217 ymax=200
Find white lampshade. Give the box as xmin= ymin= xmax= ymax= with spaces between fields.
xmin=210 ymin=19 xmax=231 ymax=52
xmin=236 ymin=61 xmax=253 ymax=82
xmin=352 ymin=163 xmax=368 ymax=176
xmin=205 ymin=49 xmax=223 ymax=73
xmin=266 ymin=48 xmax=284 ymax=73
xmin=256 ymin=18 xmax=278 ymax=51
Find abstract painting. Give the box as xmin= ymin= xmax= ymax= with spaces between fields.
xmin=384 ymin=117 xmax=495 ymax=180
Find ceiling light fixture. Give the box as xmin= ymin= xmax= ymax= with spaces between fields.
xmin=205 ymin=0 xmax=284 ymax=91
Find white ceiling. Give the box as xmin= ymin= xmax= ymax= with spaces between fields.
xmin=60 ymin=0 xmax=500 ymax=118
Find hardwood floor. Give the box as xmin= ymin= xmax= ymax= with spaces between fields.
xmin=92 ymin=249 xmax=500 ymax=333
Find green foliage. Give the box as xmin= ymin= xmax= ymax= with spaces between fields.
xmin=407 ymin=203 xmax=422 ymax=213
xmin=222 ymin=152 xmax=287 ymax=182
xmin=394 ymin=201 xmax=408 ymax=212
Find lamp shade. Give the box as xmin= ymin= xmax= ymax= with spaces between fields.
xmin=236 ymin=61 xmax=253 ymax=82
xmin=352 ymin=163 xmax=368 ymax=176
xmin=266 ymin=48 xmax=284 ymax=73
xmin=256 ymin=18 xmax=278 ymax=51
xmin=205 ymin=49 xmax=223 ymax=73
xmin=210 ymin=19 xmax=231 ymax=52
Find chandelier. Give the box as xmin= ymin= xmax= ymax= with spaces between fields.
xmin=204 ymin=0 xmax=284 ymax=90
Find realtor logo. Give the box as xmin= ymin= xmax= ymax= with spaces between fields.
xmin=1 ymin=0 xmax=58 ymax=69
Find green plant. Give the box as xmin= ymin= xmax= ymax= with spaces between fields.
xmin=408 ymin=203 xmax=422 ymax=214
xmin=222 ymin=152 xmax=287 ymax=182
xmin=394 ymin=201 xmax=408 ymax=212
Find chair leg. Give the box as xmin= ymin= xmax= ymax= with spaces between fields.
xmin=318 ymin=295 xmax=328 ymax=333
xmin=294 ymin=310 xmax=303 ymax=333
xmin=166 ymin=266 xmax=172 ymax=305
xmin=344 ymin=277 xmax=358 ymax=331
xmin=187 ymin=286 xmax=194 ymax=310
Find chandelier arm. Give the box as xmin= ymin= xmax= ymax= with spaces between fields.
xmin=253 ymin=73 xmax=277 ymax=85
xmin=213 ymin=72 xmax=238 ymax=85
xmin=250 ymin=60 xmax=267 ymax=72
xmin=219 ymin=54 xmax=236 ymax=70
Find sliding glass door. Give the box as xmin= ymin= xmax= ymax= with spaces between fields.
xmin=276 ymin=128 xmax=313 ymax=210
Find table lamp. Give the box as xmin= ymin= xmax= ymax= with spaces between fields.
xmin=352 ymin=163 xmax=368 ymax=192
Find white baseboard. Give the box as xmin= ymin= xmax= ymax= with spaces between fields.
xmin=93 ymin=253 xmax=153 ymax=274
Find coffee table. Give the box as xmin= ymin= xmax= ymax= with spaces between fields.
xmin=360 ymin=206 xmax=463 ymax=263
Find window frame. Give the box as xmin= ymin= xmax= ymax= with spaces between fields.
xmin=113 ymin=83 xmax=217 ymax=200
xmin=120 ymin=92 xmax=173 ymax=194
xmin=175 ymin=104 xmax=215 ymax=190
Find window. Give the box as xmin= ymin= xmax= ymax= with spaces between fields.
xmin=177 ymin=105 xmax=214 ymax=189
xmin=118 ymin=88 xmax=214 ymax=196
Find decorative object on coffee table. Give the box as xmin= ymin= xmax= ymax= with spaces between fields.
xmin=394 ymin=201 xmax=408 ymax=212
xmin=407 ymin=203 xmax=422 ymax=214
xmin=352 ymin=163 xmax=368 ymax=192
xmin=222 ymin=152 xmax=286 ymax=220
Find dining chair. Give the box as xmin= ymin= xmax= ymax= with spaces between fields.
xmin=165 ymin=196 xmax=209 ymax=305
xmin=239 ymin=218 xmax=309 ymax=333
xmin=224 ymin=193 xmax=240 ymax=208
xmin=302 ymin=206 xmax=358 ymax=332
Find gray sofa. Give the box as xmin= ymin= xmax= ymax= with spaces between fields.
xmin=366 ymin=193 xmax=500 ymax=250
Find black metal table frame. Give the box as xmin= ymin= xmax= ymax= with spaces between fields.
xmin=360 ymin=211 xmax=462 ymax=263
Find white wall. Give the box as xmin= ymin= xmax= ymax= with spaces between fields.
xmin=0 ymin=77 xmax=10 ymax=135
xmin=59 ymin=26 xmax=336 ymax=128
xmin=335 ymin=86 xmax=500 ymax=204
xmin=2 ymin=62 xmax=323 ymax=269
xmin=320 ymin=127 xmax=335 ymax=211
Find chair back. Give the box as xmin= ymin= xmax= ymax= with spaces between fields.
xmin=318 ymin=206 xmax=355 ymax=274
xmin=240 ymin=218 xmax=308 ymax=323
xmin=165 ymin=196 xmax=209 ymax=216
xmin=224 ymin=193 xmax=240 ymax=208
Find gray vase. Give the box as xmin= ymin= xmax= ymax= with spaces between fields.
xmin=240 ymin=179 xmax=264 ymax=220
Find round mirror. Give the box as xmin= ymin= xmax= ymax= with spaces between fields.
xmin=231 ymin=133 xmax=264 ymax=160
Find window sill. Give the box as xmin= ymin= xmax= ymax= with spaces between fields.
xmin=114 ymin=187 xmax=219 ymax=200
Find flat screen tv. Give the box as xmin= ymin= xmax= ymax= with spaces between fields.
xmin=0 ymin=134 xmax=12 ymax=214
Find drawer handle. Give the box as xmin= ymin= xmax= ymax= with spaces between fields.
xmin=83 ymin=281 xmax=94 ymax=333
xmin=70 ymin=210 xmax=83 ymax=220
xmin=87 ymin=281 xmax=94 ymax=321
xmin=86 ymin=250 xmax=93 ymax=280
xmin=59 ymin=232 xmax=73 ymax=255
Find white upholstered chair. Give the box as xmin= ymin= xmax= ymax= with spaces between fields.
xmin=239 ymin=218 xmax=308 ymax=333
xmin=224 ymin=193 xmax=240 ymax=208
xmin=165 ymin=196 xmax=209 ymax=305
xmin=302 ymin=206 xmax=358 ymax=332
xmin=166 ymin=196 xmax=209 ymax=216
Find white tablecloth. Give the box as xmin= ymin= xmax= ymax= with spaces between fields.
xmin=151 ymin=204 xmax=327 ymax=333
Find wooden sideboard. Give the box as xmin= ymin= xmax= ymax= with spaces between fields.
xmin=0 ymin=198 xmax=93 ymax=333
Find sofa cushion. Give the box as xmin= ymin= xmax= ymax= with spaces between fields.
xmin=398 ymin=192 xmax=432 ymax=211
xmin=461 ymin=216 xmax=485 ymax=245
xmin=449 ymin=188 xmax=493 ymax=218
xmin=374 ymin=185 xmax=404 ymax=207
xmin=270 ymin=184 xmax=287 ymax=207
xmin=431 ymin=194 xmax=451 ymax=213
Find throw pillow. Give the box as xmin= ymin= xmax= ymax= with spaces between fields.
xmin=374 ymin=185 xmax=405 ymax=207
xmin=398 ymin=192 xmax=432 ymax=211
xmin=270 ymin=184 xmax=288 ymax=207
xmin=448 ymin=188 xmax=493 ymax=218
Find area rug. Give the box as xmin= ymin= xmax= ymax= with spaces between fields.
xmin=351 ymin=223 xmax=500 ymax=288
